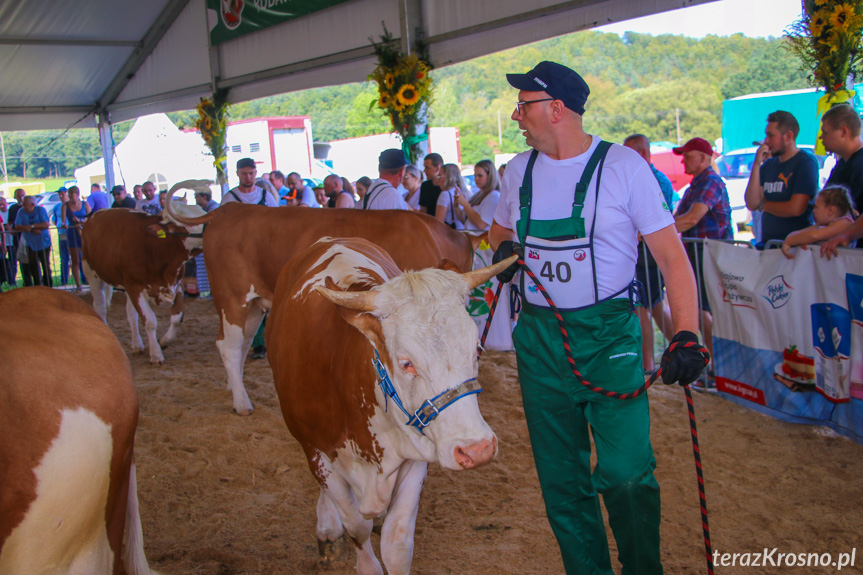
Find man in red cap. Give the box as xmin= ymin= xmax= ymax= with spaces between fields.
xmin=673 ymin=137 xmax=731 ymax=385
xmin=489 ymin=61 xmax=707 ymax=575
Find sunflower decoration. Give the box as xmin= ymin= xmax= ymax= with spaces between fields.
xmin=786 ymin=0 xmax=863 ymax=152
xmin=195 ymin=90 xmax=230 ymax=185
xmin=368 ymin=27 xmax=434 ymax=163
xmin=786 ymin=0 xmax=863 ymax=95
xmin=397 ymin=84 xmax=420 ymax=107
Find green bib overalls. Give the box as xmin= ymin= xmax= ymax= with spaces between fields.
xmin=512 ymin=142 xmax=663 ymax=575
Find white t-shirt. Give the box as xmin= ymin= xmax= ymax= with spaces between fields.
xmin=298 ymin=185 xmax=320 ymax=208
xmin=402 ymin=186 xmax=421 ymax=211
xmin=493 ymin=137 xmax=674 ymax=300
xmin=463 ymin=190 xmax=500 ymax=231
xmin=220 ymin=185 xmax=279 ymax=207
xmin=436 ymin=187 xmax=464 ymax=230
xmin=357 ymin=179 xmax=409 ymax=210
xmin=135 ymin=197 xmax=161 ymax=215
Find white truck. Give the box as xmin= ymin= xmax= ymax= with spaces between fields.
xmin=224 ymin=116 xmax=317 ymax=188
xmin=327 ymin=127 xmax=461 ymax=182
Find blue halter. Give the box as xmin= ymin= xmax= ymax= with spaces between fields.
xmin=372 ymin=349 xmax=481 ymax=435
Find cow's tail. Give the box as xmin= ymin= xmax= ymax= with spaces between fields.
xmin=124 ymin=456 xmax=161 ymax=575
xmin=163 ymin=179 xmax=221 ymax=226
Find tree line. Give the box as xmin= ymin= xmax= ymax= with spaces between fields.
xmin=1 ymin=30 xmax=809 ymax=179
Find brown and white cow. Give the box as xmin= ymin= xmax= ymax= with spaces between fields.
xmin=163 ymin=195 xmax=479 ymax=415
xmin=84 ymin=183 xmax=206 ymax=364
xmin=0 ymin=287 xmax=156 ymax=575
xmin=265 ymin=237 xmax=515 ymax=575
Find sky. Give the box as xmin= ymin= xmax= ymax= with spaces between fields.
xmin=595 ymin=0 xmax=802 ymax=39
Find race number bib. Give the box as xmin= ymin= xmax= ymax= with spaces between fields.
xmin=522 ymin=237 xmax=595 ymax=310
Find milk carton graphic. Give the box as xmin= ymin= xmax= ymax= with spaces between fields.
xmin=811 ymin=303 xmax=851 ymax=402
xmin=847 ymin=274 xmax=863 ymax=400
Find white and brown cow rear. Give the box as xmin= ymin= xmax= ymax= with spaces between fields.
xmin=0 ymin=287 xmax=156 ymax=574
xmin=83 ymin=180 xmax=208 ymax=364
xmin=266 ymin=237 xmax=516 ymax=575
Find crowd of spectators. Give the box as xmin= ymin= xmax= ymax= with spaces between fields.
xmin=630 ymin=104 xmax=863 ymax=388
xmin=0 ymin=179 xmax=170 ymax=290
xmin=4 ymin=106 xmax=863 ymax=375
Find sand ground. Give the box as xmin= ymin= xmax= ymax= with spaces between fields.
xmin=94 ymin=293 xmax=862 ymax=575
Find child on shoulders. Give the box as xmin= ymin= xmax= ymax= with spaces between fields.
xmin=782 ymin=185 xmax=857 ymax=258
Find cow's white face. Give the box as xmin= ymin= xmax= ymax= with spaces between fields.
xmin=373 ymin=269 xmax=495 ymax=470
xmin=161 ymin=200 xmax=206 ymax=251
xmin=319 ymin=251 xmax=517 ymax=471
xmin=161 ymin=180 xmax=213 ymax=251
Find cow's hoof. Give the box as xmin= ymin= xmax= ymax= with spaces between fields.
xmin=317 ymin=536 xmax=343 ymax=565
xmin=131 ymin=347 xmax=145 ymax=355
xmin=232 ymin=406 xmax=254 ymax=416
xmin=149 ymin=357 xmax=164 ymax=366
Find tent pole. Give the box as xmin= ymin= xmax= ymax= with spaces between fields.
xmin=98 ymin=112 xmax=116 ymax=191
xmin=399 ymin=0 xmax=429 ymax=166
xmin=0 ymin=132 xmax=8 ymax=190
xmin=204 ymin=10 xmax=229 ymax=197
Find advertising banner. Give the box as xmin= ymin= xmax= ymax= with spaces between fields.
xmin=207 ymin=0 xmax=351 ymax=45
xmin=703 ymin=240 xmax=863 ymax=442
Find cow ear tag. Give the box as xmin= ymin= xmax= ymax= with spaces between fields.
xmin=144 ymin=223 xmax=166 ymax=238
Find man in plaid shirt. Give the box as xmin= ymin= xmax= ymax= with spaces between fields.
xmin=673 ymin=137 xmax=731 ymax=387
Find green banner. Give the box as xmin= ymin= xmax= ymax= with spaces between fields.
xmin=208 ymin=0 xmax=352 ymax=45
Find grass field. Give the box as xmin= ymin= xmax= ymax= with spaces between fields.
xmin=1 ymin=177 xmax=76 ymax=198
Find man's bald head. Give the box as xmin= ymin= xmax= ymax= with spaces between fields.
xmin=323 ymin=174 xmax=342 ymax=198
xmin=623 ymin=134 xmax=651 ymax=163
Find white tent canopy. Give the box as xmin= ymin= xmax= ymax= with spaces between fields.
xmin=73 ymin=113 xmax=216 ymax=196
xmin=0 ymin=0 xmax=716 ymax=131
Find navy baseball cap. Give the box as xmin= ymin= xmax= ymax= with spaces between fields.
xmin=506 ymin=61 xmax=590 ymax=115
xmin=379 ymin=149 xmax=408 ymax=171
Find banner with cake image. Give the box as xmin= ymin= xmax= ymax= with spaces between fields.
xmin=848 ymin=273 xmax=863 ymax=401
xmin=702 ymin=240 xmax=863 ymax=443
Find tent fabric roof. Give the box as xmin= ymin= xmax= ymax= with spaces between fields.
xmin=0 ymin=0 xmax=717 ymax=131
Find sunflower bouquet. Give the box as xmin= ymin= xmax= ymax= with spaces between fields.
xmin=786 ymin=1 xmax=863 ymax=152
xmin=786 ymin=0 xmax=863 ymax=95
xmin=368 ymin=28 xmax=434 ymax=163
xmin=196 ymin=91 xmax=230 ymax=185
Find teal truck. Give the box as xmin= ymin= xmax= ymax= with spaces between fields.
xmin=721 ymin=86 xmax=863 ymax=152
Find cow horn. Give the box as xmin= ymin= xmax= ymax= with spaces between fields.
xmin=315 ymin=286 xmax=377 ymax=312
xmin=461 ymin=254 xmax=518 ymax=289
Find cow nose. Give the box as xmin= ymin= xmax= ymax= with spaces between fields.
xmin=453 ymin=436 xmax=497 ymax=469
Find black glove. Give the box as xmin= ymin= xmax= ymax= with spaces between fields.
xmin=659 ymin=331 xmax=710 ymax=386
xmin=492 ymin=241 xmax=523 ymax=283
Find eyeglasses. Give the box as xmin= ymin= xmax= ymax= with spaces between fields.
xmin=515 ymin=98 xmax=554 ymax=115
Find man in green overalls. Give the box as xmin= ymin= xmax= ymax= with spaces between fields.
xmin=489 ymin=61 xmax=708 ymax=574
